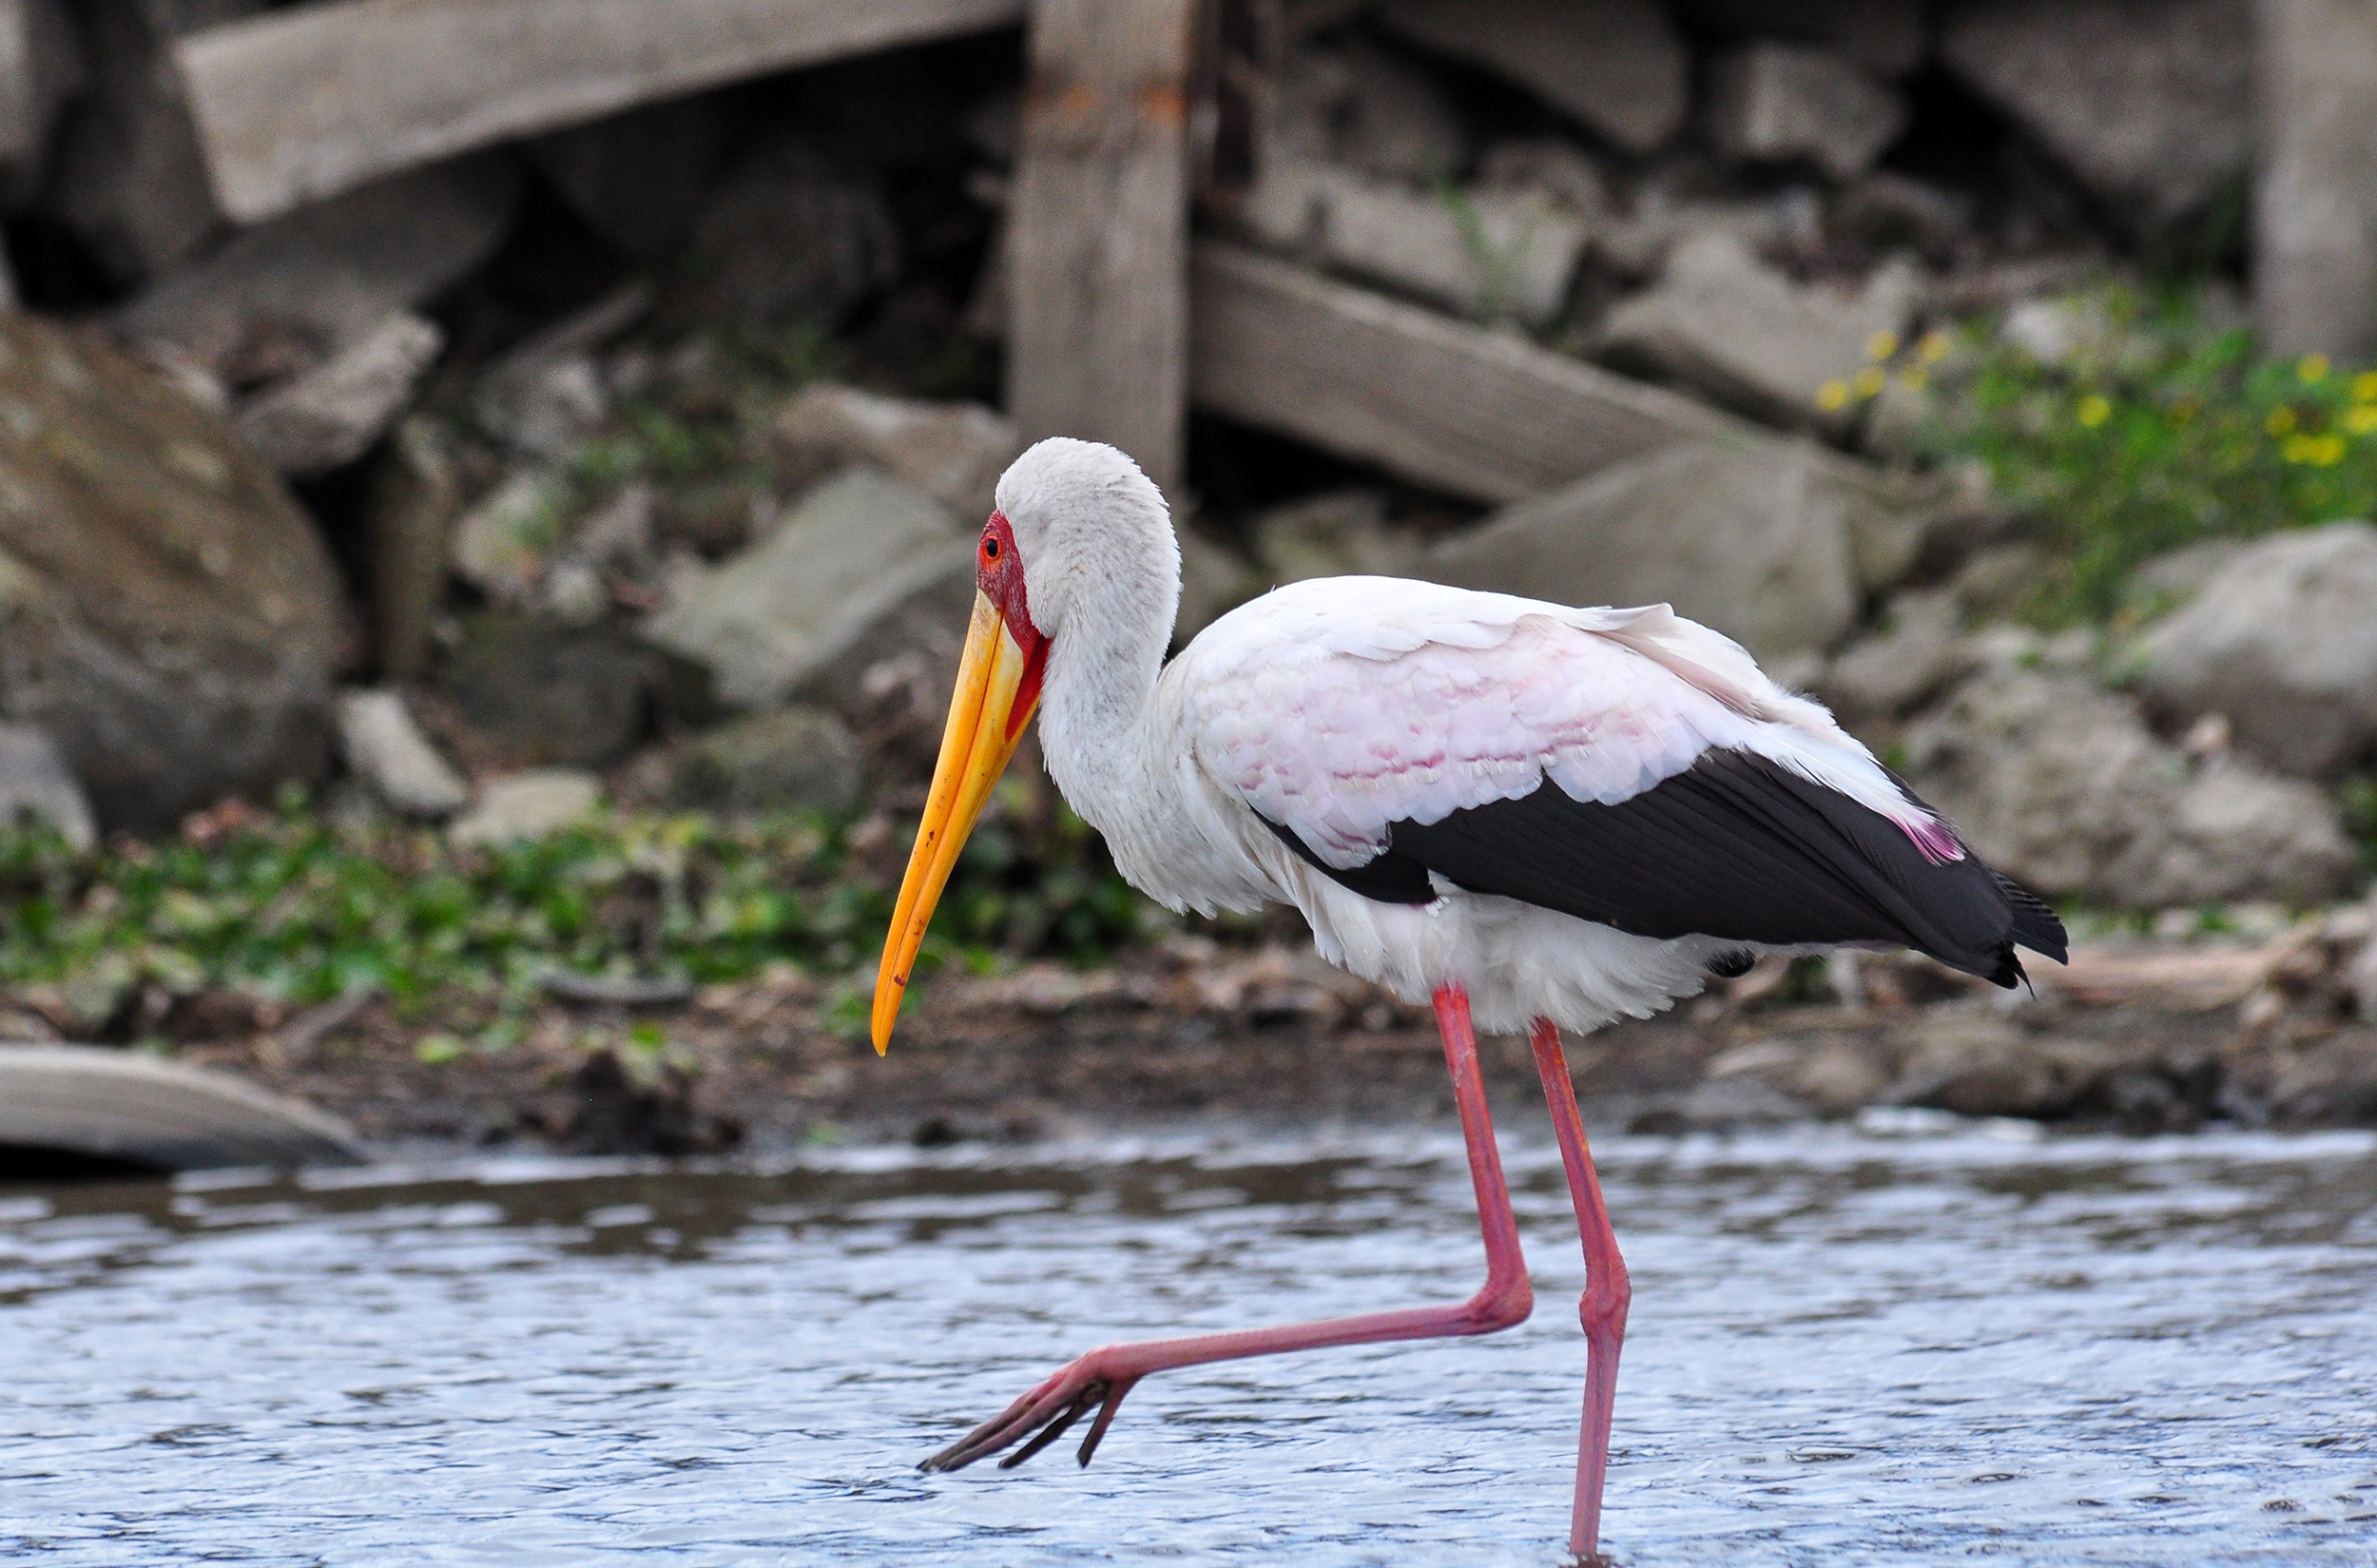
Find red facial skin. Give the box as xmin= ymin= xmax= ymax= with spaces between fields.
xmin=978 ymin=510 xmax=1051 ymax=739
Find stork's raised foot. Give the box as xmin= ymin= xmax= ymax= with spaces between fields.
xmin=920 ymin=1354 xmax=1139 ymax=1472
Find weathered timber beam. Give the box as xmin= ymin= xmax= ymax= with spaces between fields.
xmin=177 ymin=0 xmax=1026 ymax=223
xmin=1189 ymin=242 xmax=1738 ymax=505
xmin=1004 ymin=0 xmax=1197 ymax=496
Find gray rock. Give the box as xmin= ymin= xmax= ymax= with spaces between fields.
xmin=2130 ymin=521 xmax=2377 ymax=779
xmin=1424 ymin=436 xmax=1866 ymax=661
xmin=450 ymin=471 xmax=562 ymax=609
xmin=0 ymin=313 xmax=344 ymax=832
xmin=0 ymin=1041 xmax=363 ymax=1171
xmin=1237 ymin=158 xmax=1587 ymax=327
xmin=1836 ymin=171 xmax=1978 ymax=263
xmin=1706 ymin=42 xmax=1907 ymax=182
xmin=474 ymin=352 xmax=609 ymax=460
xmin=1903 ymin=668 xmax=2356 ymax=908
xmin=1473 ymin=139 xmax=1611 ymax=220
xmin=0 ymin=721 xmax=93 ymax=849
xmin=449 ymin=769 xmax=603 ymax=848
xmin=1672 ymin=0 xmax=1929 ymax=77
xmin=680 ymin=129 xmax=899 ymax=326
xmin=45 ymin=0 xmax=263 ymax=282
xmin=1819 ymin=588 xmax=1973 ymax=721
xmin=1942 ymin=0 xmax=2251 ymax=235
xmin=524 ymin=94 xmax=727 ymax=260
xmin=333 ymin=688 xmax=467 ymax=819
xmin=658 ymin=706 xmax=865 ymax=817
xmin=364 ymin=417 xmax=460 ymax=683
xmin=0 ymin=0 xmax=84 ymax=197
xmin=235 ymin=311 xmax=443 ymax=477
xmin=1275 ymin=39 xmax=1468 ymax=183
xmin=444 ymin=614 xmax=660 ymax=768
xmin=1886 ymin=1015 xmax=2118 ymax=1122
xmin=1250 ymin=489 xmax=1420 ymax=584
xmin=772 ymin=383 xmax=1021 ymax=522
xmin=119 ymin=156 xmax=520 ymax=358
xmin=639 ymin=468 xmax=975 ymax=712
xmin=1594 ymin=231 xmax=1918 ymax=435
xmin=1381 ymin=0 xmax=1688 ymax=155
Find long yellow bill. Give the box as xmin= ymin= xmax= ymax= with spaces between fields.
xmin=871 ymin=592 xmax=1041 ymax=1053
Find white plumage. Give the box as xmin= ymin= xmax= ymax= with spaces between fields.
xmin=881 ymin=436 xmax=2062 ymax=1554
xmin=1001 ymin=442 xmax=1961 ymax=1036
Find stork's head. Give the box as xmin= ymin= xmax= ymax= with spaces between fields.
xmin=870 ymin=439 xmax=1172 ymax=1054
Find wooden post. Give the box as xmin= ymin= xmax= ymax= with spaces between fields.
xmin=2254 ymin=0 xmax=2377 ymax=361
xmin=1004 ymin=0 xmax=1196 ymax=496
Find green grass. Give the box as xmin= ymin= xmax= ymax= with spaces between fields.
xmin=1915 ymin=285 xmax=2377 ymax=625
xmin=0 ymin=783 xmax=1156 ymax=1036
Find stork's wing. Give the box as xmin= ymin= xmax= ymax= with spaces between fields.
xmin=1181 ymin=579 xmax=2065 ymax=986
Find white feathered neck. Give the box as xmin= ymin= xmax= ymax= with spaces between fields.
xmin=994 ymin=438 xmax=1184 ymax=850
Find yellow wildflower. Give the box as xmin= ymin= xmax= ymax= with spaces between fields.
xmin=1900 ymin=367 xmax=1929 ymax=393
xmin=2347 ymin=404 xmax=2377 ymax=434
xmin=2313 ymin=433 xmax=2348 ymax=465
xmin=2298 ymin=353 xmax=2330 ymax=384
xmin=2268 ymin=406 xmax=2298 ymax=436
xmin=2077 ymin=395 xmax=2112 ymax=428
xmin=1917 ymin=331 xmax=1950 ymax=364
xmin=2354 ymin=370 xmax=2377 ymax=401
xmin=1865 ymin=330 xmax=1900 ymax=362
xmin=1850 ymin=366 xmax=1886 ymax=398
xmin=1816 ymin=379 xmax=1850 ymax=411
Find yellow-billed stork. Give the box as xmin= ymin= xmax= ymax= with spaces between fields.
xmin=873 ymin=438 xmax=2066 ymax=1560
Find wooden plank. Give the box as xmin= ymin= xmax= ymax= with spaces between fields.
xmin=1003 ymin=0 xmax=1196 ymax=495
xmin=176 ymin=0 xmax=1026 ymax=223
xmin=1189 ymin=242 xmax=1738 ymax=504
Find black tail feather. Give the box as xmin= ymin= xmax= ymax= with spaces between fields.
xmin=1994 ymin=872 xmax=2068 ymax=964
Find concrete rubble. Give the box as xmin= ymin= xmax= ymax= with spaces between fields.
xmin=448 ymin=769 xmax=603 ymax=849
xmin=333 ymin=688 xmax=468 ymax=819
xmin=1941 ymin=0 xmax=2251 ymax=236
xmin=1595 ymin=230 xmax=1920 ymax=435
xmin=0 ymin=721 xmax=95 ymax=850
xmin=639 ymin=468 xmax=975 ymax=713
xmin=1381 ymin=0 xmax=1688 ymax=155
xmin=1706 ymin=41 xmax=1907 ymax=181
xmin=772 ymin=384 xmax=1021 ymax=521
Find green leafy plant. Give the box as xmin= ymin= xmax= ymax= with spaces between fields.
xmin=1919 ymin=286 xmax=2377 ymax=624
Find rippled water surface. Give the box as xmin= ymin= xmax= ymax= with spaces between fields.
xmin=4 ymin=1120 xmax=2374 ymax=1566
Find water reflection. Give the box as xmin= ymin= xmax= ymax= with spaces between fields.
xmin=2 ymin=1124 xmax=2373 ymax=1564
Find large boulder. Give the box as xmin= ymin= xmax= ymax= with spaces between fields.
xmin=1381 ymin=0 xmax=1688 ymax=155
xmin=1903 ymin=668 xmax=2356 ymax=908
xmin=647 ymin=706 xmax=865 ymax=818
xmin=1275 ymin=39 xmax=1469 ymax=184
xmin=1594 ymin=231 xmax=1918 ymax=436
xmin=1941 ymin=0 xmax=2251 ymax=236
xmin=1672 ymin=0 xmax=1928 ymax=77
xmin=0 ymin=315 xmax=344 ymax=831
xmin=2129 ymin=521 xmax=2377 ymax=779
xmin=639 ymin=468 xmax=975 ymax=713
xmin=443 ymin=613 xmax=661 ymax=769
xmin=1424 ymin=436 xmax=1873 ymax=661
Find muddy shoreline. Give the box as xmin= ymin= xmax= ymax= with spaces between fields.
xmin=83 ymin=933 xmax=2374 ymax=1160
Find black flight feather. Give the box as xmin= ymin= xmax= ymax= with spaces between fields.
xmin=1261 ymin=748 xmax=2065 ymax=988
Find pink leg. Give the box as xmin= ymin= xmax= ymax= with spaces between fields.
xmin=921 ymin=984 xmax=1534 ymax=1472
xmin=1529 ymin=1017 xmax=1632 ymax=1566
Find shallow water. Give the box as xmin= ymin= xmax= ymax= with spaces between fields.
xmin=3 ymin=1119 xmax=2374 ymax=1567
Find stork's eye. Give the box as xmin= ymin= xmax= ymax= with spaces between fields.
xmin=982 ymin=536 xmax=1000 ymax=561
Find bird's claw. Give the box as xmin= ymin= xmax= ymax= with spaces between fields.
xmin=919 ymin=1354 xmax=1140 ymax=1473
